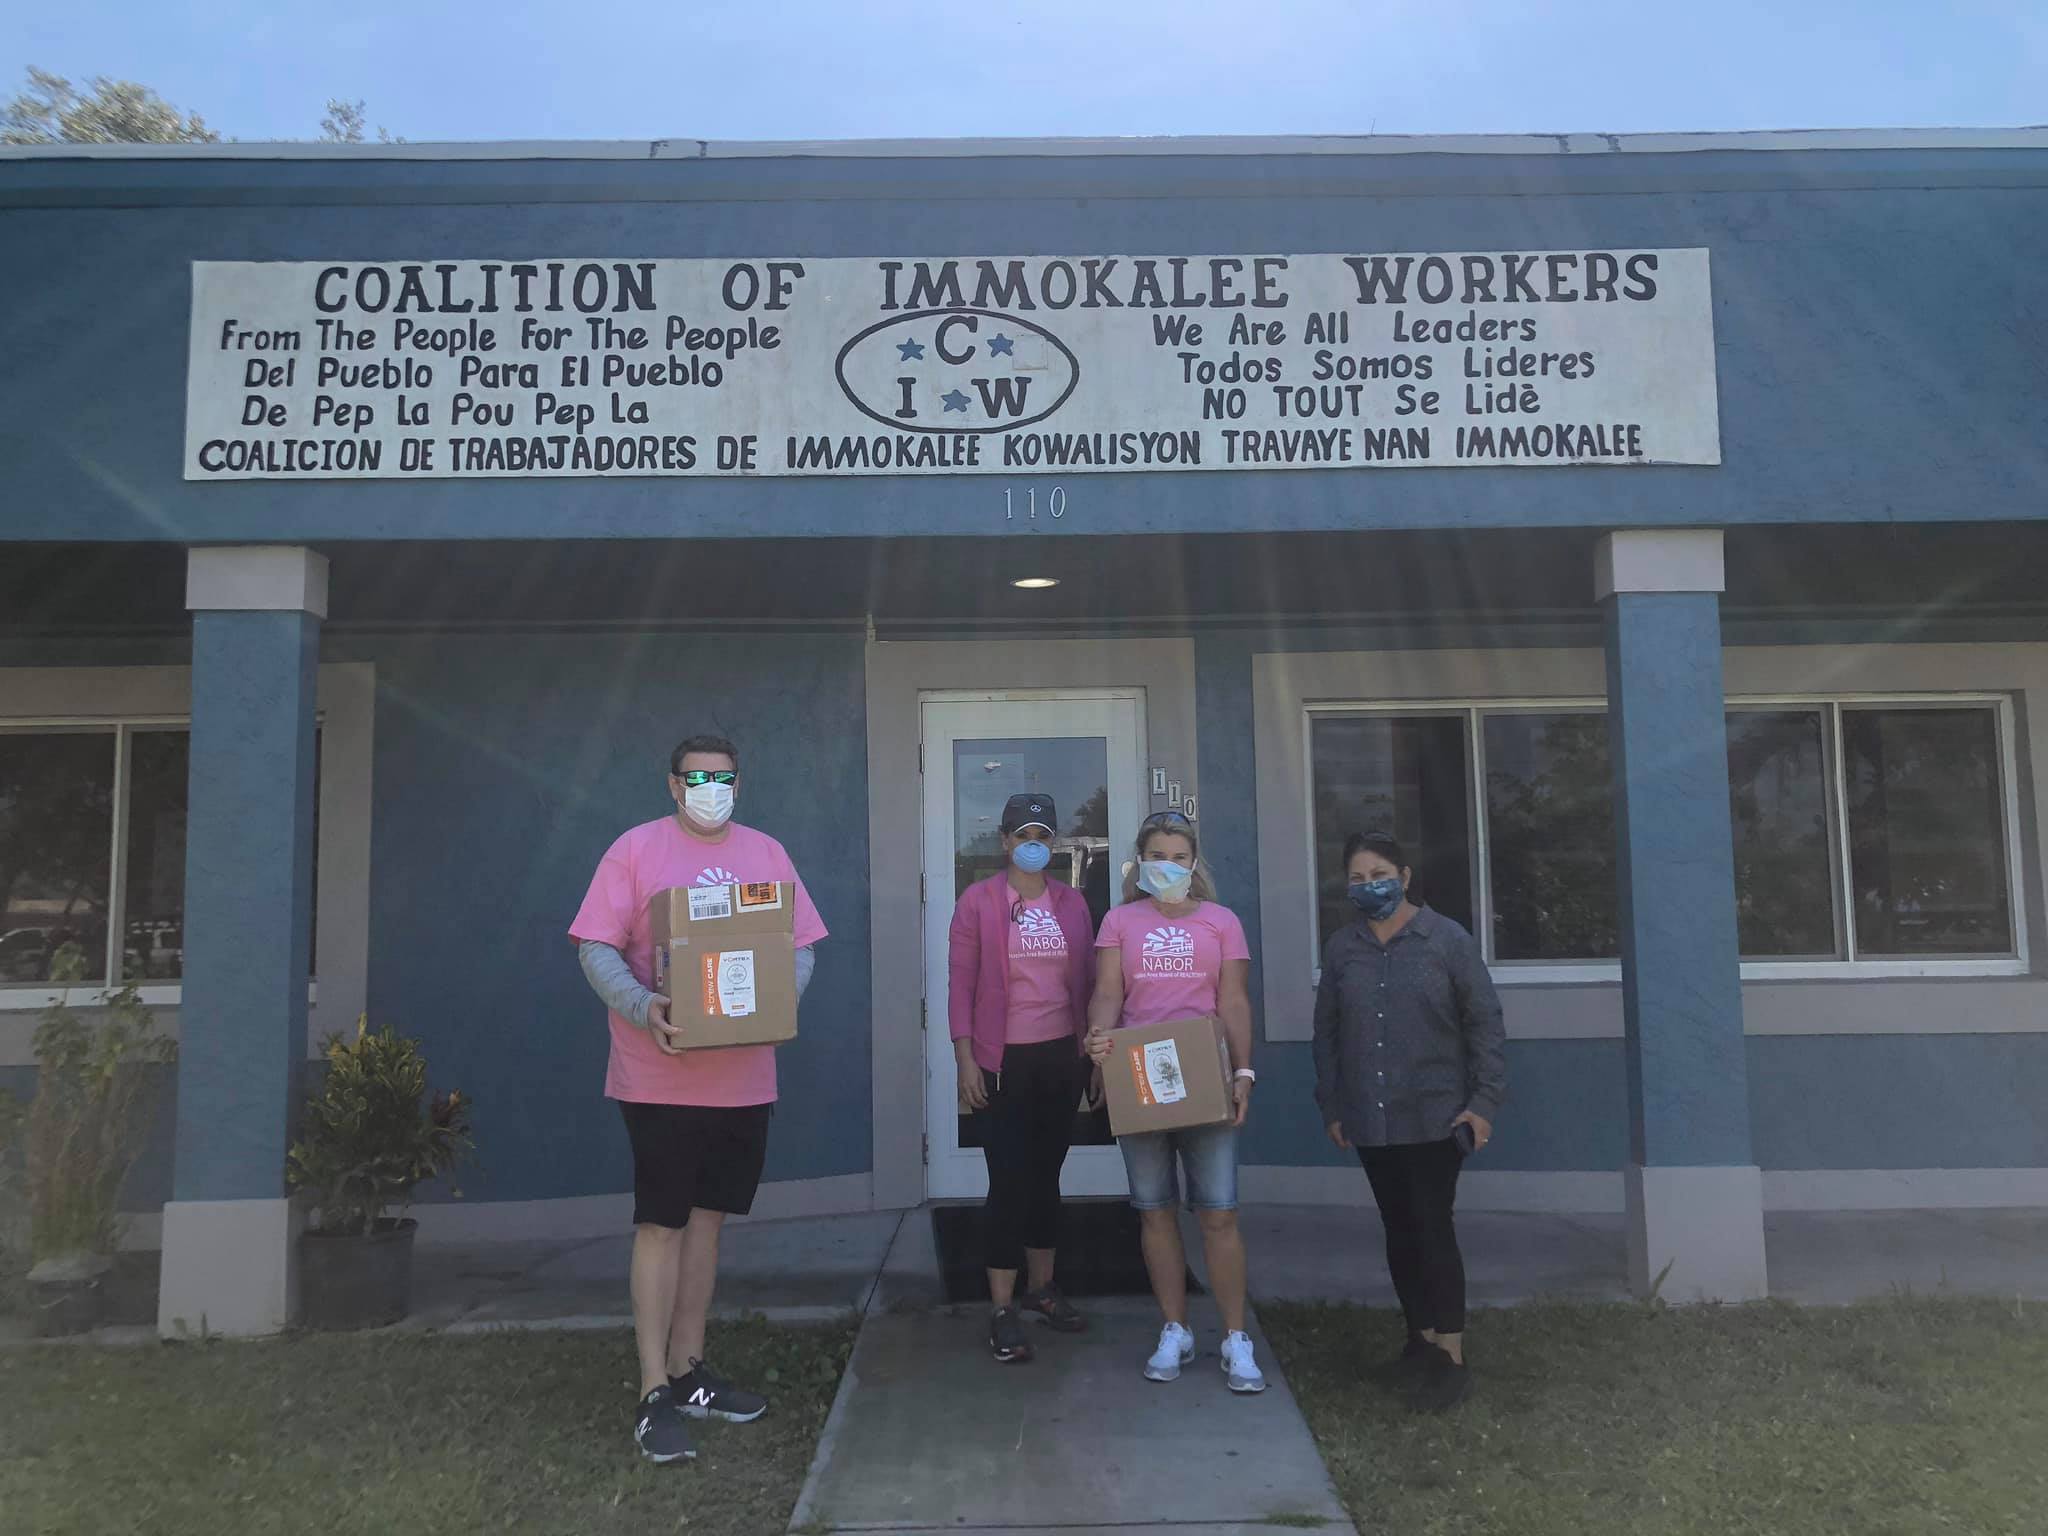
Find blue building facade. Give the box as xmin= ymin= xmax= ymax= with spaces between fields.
xmin=2 ymin=132 xmax=2044 ymax=1334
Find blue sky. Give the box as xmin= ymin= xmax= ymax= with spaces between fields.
xmin=4 ymin=1 xmax=2042 ymax=143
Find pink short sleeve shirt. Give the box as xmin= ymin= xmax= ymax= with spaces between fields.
xmin=1094 ymin=899 xmax=1250 ymax=1030
xmin=569 ymin=816 xmax=828 ymax=1106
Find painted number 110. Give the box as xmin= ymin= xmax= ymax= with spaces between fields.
xmin=1005 ymin=487 xmax=1067 ymax=520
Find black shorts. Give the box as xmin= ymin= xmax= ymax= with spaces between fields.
xmin=617 ymin=1100 xmax=772 ymax=1229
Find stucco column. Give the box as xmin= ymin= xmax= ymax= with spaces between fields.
xmin=158 ymin=547 xmax=327 ymax=1338
xmin=1596 ymin=530 xmax=1767 ymax=1302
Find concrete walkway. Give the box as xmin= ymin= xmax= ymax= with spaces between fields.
xmin=404 ymin=1208 xmax=905 ymax=1332
xmin=12 ymin=1203 xmax=2042 ymax=1347
xmin=789 ymin=1294 xmax=1355 ymax=1535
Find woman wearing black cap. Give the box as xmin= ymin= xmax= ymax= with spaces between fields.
xmin=1313 ymin=831 xmax=1506 ymax=1412
xmin=947 ymin=793 xmax=1099 ymax=1364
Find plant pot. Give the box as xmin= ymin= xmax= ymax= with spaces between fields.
xmin=27 ymin=1252 xmax=114 ymax=1337
xmin=299 ymin=1217 xmax=417 ymax=1330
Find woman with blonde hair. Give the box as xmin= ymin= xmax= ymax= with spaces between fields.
xmin=1085 ymin=810 xmax=1266 ymax=1393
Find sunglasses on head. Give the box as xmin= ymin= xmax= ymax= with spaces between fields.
xmin=1142 ymin=809 xmax=1193 ymax=829
xmin=676 ymin=769 xmax=737 ymax=787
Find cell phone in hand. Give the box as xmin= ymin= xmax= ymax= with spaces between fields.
xmin=1452 ymin=1121 xmax=1477 ymax=1155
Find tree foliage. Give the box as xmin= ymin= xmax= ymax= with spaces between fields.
xmin=0 ymin=67 xmax=219 ymax=145
xmin=319 ymin=97 xmax=403 ymax=144
xmin=0 ymin=70 xmax=400 ymax=146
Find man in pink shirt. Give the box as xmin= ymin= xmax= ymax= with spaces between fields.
xmin=569 ymin=735 xmax=827 ymax=1464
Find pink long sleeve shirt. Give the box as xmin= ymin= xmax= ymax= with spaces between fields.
xmin=946 ymin=873 xmax=1096 ymax=1073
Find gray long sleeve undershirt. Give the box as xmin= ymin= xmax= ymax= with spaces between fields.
xmin=578 ymin=939 xmax=815 ymax=1028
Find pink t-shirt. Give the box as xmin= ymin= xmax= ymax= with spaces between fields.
xmin=1094 ymin=899 xmax=1250 ymax=1030
xmin=1005 ymin=897 xmax=1078 ymax=1045
xmin=569 ymin=816 xmax=828 ymax=1107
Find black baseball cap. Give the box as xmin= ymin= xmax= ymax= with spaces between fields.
xmin=1000 ymin=793 xmax=1057 ymax=835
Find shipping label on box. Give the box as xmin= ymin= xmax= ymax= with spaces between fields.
xmin=648 ymin=882 xmax=798 ymax=1049
xmin=704 ymin=949 xmax=756 ymax=1018
xmin=688 ymin=885 xmax=734 ymax=922
xmin=1103 ymin=1014 xmax=1233 ymax=1137
xmin=1139 ymin=1039 xmax=1190 ymax=1105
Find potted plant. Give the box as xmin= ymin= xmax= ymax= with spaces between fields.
xmin=287 ymin=1017 xmax=471 ymax=1330
xmin=16 ymin=944 xmax=176 ymax=1335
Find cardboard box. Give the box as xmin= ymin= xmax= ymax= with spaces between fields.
xmin=648 ymin=881 xmax=798 ymax=1049
xmin=1101 ymin=1014 xmax=1234 ymax=1137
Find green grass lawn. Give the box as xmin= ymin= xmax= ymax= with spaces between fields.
xmin=1 ymin=1317 xmax=854 ymax=1536
xmin=1262 ymin=1297 xmax=2048 ymax=1536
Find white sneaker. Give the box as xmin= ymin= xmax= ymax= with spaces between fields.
xmin=1143 ymin=1321 xmax=1197 ymax=1382
xmin=1221 ymin=1330 xmax=1267 ymax=1393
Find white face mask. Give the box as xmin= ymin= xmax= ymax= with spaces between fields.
xmin=681 ymin=781 xmax=735 ymax=829
xmin=1137 ymin=859 xmax=1193 ymax=900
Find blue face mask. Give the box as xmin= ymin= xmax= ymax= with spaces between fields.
xmin=1137 ymin=859 xmax=1193 ymax=899
xmin=1011 ymin=838 xmax=1052 ymax=874
xmin=1348 ymin=877 xmax=1405 ymax=921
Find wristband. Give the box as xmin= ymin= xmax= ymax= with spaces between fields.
xmin=1233 ymin=1068 xmax=1258 ymax=1083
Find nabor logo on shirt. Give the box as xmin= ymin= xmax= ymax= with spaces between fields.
xmin=1140 ymin=925 xmax=1198 ymax=974
xmin=696 ymin=867 xmax=739 ymax=886
xmin=1017 ymin=905 xmax=1066 ymax=952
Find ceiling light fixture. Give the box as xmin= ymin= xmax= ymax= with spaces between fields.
xmin=1010 ymin=576 xmax=1060 ymax=589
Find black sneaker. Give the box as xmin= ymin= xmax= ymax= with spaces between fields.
xmin=633 ymin=1384 xmax=697 ymax=1463
xmin=671 ymin=1358 xmax=769 ymax=1423
xmin=989 ymin=1305 xmax=1035 ymax=1363
xmin=1019 ymin=1285 xmax=1088 ymax=1334
xmin=1375 ymin=1333 xmax=1438 ymax=1385
xmin=1407 ymin=1347 xmax=1471 ymax=1414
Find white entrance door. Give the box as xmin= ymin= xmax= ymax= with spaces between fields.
xmin=922 ymin=693 xmax=1145 ymax=1200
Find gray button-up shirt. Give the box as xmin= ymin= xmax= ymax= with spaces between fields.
xmin=1312 ymin=906 xmax=1507 ymax=1148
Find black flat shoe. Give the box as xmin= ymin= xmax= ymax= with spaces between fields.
xmin=1407 ymin=1347 xmax=1471 ymax=1414
xmin=1374 ymin=1333 xmax=1438 ymax=1385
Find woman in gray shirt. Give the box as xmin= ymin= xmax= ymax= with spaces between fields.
xmin=1312 ymin=831 xmax=1505 ymax=1413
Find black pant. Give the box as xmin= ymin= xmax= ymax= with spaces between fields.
xmin=1360 ymin=1137 xmax=1467 ymax=1336
xmin=980 ymin=1038 xmax=1086 ymax=1275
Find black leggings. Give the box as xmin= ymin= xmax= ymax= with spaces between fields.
xmin=981 ymin=1038 xmax=1086 ymax=1275
xmin=1360 ymin=1137 xmax=1467 ymax=1336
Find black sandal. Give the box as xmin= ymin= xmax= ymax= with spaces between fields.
xmin=989 ymin=1305 xmax=1035 ymax=1362
xmin=1020 ymin=1285 xmax=1088 ymax=1334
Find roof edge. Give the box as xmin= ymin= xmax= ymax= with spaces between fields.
xmin=6 ymin=126 xmax=2048 ymax=163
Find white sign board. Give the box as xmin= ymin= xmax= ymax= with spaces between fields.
xmin=185 ymin=251 xmax=1718 ymax=480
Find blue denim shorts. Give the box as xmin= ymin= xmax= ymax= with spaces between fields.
xmin=1118 ymin=1121 xmax=1240 ymax=1212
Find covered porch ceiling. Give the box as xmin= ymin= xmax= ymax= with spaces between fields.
xmin=4 ymin=524 xmax=2046 ymax=640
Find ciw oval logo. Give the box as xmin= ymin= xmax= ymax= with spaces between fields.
xmin=1142 ymin=926 xmax=1196 ymax=958
xmin=835 ymin=308 xmax=1080 ymax=436
xmin=696 ymin=867 xmax=738 ymax=886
